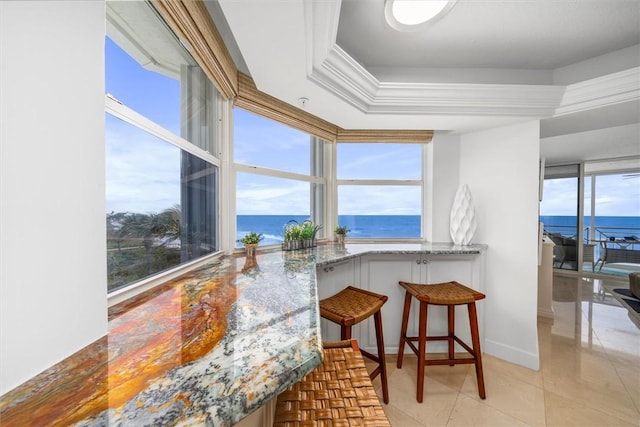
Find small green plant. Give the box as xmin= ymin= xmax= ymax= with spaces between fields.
xmin=282 ymin=219 xmax=322 ymax=250
xmin=301 ymin=220 xmax=322 ymax=240
xmin=238 ymin=231 xmax=264 ymax=245
xmin=284 ymin=223 xmax=303 ymax=242
xmin=334 ymin=225 xmax=350 ymax=235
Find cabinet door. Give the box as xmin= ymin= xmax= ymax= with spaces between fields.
xmin=360 ymin=253 xmax=485 ymax=354
xmin=359 ymin=254 xmax=415 ymax=354
xmin=316 ymin=259 xmax=357 ymax=342
xmin=424 ymin=254 xmax=484 ymax=349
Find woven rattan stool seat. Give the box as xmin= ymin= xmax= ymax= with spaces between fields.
xmin=399 ymin=281 xmax=485 ymax=305
xmin=319 ymin=286 xmax=389 ymax=404
xmin=319 ymin=286 xmax=387 ymax=327
xmin=273 ymin=340 xmax=391 ymax=427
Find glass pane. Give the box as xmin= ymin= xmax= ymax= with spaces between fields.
xmin=338 ymin=186 xmax=421 ymax=238
xmin=234 ymin=108 xmax=312 ymax=175
xmin=540 ymin=165 xmax=579 ymax=271
xmin=106 ymin=115 xmax=217 ymax=291
xmin=337 ymin=143 xmax=421 ymax=180
xmin=588 ymin=173 xmax=640 ymax=276
xmin=236 ymin=173 xmax=313 ymax=247
xmin=106 ymin=2 xmax=219 ymax=156
xmin=105 ymin=36 xmax=181 ymax=135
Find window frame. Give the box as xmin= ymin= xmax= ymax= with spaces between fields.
xmin=334 ymin=142 xmax=425 ymax=241
xmin=106 ymin=95 xmax=225 ymax=304
xmin=232 ymin=107 xmax=328 ymax=249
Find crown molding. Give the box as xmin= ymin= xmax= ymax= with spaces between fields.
xmin=305 ymin=0 xmax=638 ymax=119
xmin=554 ymin=67 xmax=640 ymax=116
xmin=310 ymin=45 xmax=565 ymax=116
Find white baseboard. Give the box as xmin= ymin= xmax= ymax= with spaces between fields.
xmin=483 ymin=339 xmax=540 ymax=371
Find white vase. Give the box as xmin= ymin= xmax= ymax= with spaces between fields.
xmin=450 ymin=184 xmax=477 ymax=245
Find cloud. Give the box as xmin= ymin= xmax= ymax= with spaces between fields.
xmin=236 ymin=175 xmax=310 ymax=215
xmin=338 ymin=144 xmax=421 ymax=180
xmin=106 ymin=116 xmax=181 ymax=213
xmin=339 ymin=185 xmax=421 ymax=215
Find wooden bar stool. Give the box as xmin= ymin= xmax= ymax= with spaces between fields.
xmin=273 ymin=340 xmax=391 ymax=426
xmin=397 ymin=280 xmax=486 ymax=403
xmin=319 ymin=286 xmax=389 ymax=404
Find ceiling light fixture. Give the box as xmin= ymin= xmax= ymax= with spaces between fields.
xmin=384 ymin=0 xmax=456 ymax=31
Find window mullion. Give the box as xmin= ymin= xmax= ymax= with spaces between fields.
xmin=235 ymin=163 xmax=324 ymax=184
xmin=337 ymin=179 xmax=422 ymax=186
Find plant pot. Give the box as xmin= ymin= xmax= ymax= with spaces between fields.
xmin=335 ymin=233 xmax=346 ymax=245
xmin=244 ymin=243 xmax=258 ymax=258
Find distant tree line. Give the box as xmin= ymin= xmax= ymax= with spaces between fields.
xmin=106 ymin=206 xmax=181 ymax=291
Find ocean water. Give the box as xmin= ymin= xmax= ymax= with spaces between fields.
xmin=237 ymin=215 xmax=421 ymax=246
xmin=541 ymin=215 xmax=640 ymax=240
xmin=237 ymin=215 xmax=640 ymax=247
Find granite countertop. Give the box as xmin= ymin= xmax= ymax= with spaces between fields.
xmin=311 ymin=242 xmax=486 ymax=267
xmin=0 ymin=242 xmax=485 ymax=426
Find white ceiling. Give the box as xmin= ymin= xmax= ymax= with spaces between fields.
xmin=338 ymin=0 xmax=639 ymax=73
xmin=212 ymin=0 xmax=640 ymax=166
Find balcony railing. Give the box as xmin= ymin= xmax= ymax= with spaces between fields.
xmin=543 ymin=225 xmax=640 ymax=276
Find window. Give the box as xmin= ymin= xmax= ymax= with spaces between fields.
xmin=234 ymin=108 xmax=326 ymax=247
xmin=337 ymin=143 xmax=423 ymax=238
xmin=106 ymin=1 xmax=220 ymax=292
xmin=234 ymin=108 xmax=312 ymax=175
xmin=541 ymin=158 xmax=640 ymax=276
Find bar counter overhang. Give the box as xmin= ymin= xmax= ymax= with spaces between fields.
xmin=0 ymin=242 xmax=485 ymax=426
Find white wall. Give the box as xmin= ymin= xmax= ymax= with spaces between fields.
xmin=425 ymin=134 xmax=461 ymax=242
xmin=0 ymin=1 xmax=107 ymax=394
xmin=459 ymin=121 xmax=541 ymax=370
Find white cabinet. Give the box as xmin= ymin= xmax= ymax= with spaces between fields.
xmin=316 ymin=258 xmax=359 ymax=342
xmin=359 ymin=253 xmax=485 ymax=354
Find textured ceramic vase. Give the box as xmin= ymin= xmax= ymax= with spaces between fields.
xmin=450 ymin=184 xmax=477 ymax=245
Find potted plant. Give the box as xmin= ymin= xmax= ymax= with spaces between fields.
xmin=283 ymin=221 xmax=303 ymax=250
xmin=301 ymin=220 xmax=322 ymax=248
xmin=238 ymin=231 xmax=263 ymax=257
xmin=334 ymin=225 xmax=350 ymax=245
xmin=283 ymin=220 xmax=322 ymax=250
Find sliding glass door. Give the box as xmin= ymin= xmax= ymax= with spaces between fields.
xmin=541 ymin=159 xmax=640 ymax=277
xmin=541 ymin=164 xmax=582 ymax=271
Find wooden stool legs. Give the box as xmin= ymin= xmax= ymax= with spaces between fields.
xmin=468 ymin=301 xmax=486 ymax=399
xmin=397 ymin=290 xmax=486 ymax=403
xmin=340 ymin=309 xmax=389 ymax=404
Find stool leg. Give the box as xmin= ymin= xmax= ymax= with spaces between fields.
xmin=448 ymin=305 xmax=455 ymax=366
xmin=397 ymin=291 xmax=412 ymax=369
xmin=417 ymin=300 xmax=428 ymax=403
xmin=341 ymin=325 xmax=352 ymax=340
xmin=468 ymin=302 xmax=486 ymax=399
xmin=374 ymin=310 xmax=389 ymax=404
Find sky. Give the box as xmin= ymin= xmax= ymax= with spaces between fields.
xmin=540 ymin=174 xmax=640 ymax=217
xmin=105 ymin=36 xmax=640 ymax=219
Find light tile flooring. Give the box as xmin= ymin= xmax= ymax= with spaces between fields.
xmin=367 ymin=274 xmax=640 ymax=426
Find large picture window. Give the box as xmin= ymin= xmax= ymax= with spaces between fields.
xmin=106 ymin=1 xmax=220 ymax=292
xmin=337 ymin=143 xmax=423 ymax=238
xmin=234 ymin=108 xmax=326 ymax=247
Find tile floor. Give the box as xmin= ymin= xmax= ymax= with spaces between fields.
xmin=367 ymin=274 xmax=640 ymax=426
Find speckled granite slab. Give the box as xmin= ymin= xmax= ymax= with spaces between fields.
xmin=0 ymin=242 xmax=484 ymax=426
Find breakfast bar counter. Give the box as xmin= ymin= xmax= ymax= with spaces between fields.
xmin=0 ymin=242 xmax=485 ymax=426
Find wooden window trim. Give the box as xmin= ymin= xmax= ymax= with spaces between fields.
xmin=235 ymin=73 xmax=339 ymax=142
xmin=336 ymin=129 xmax=433 ymax=143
